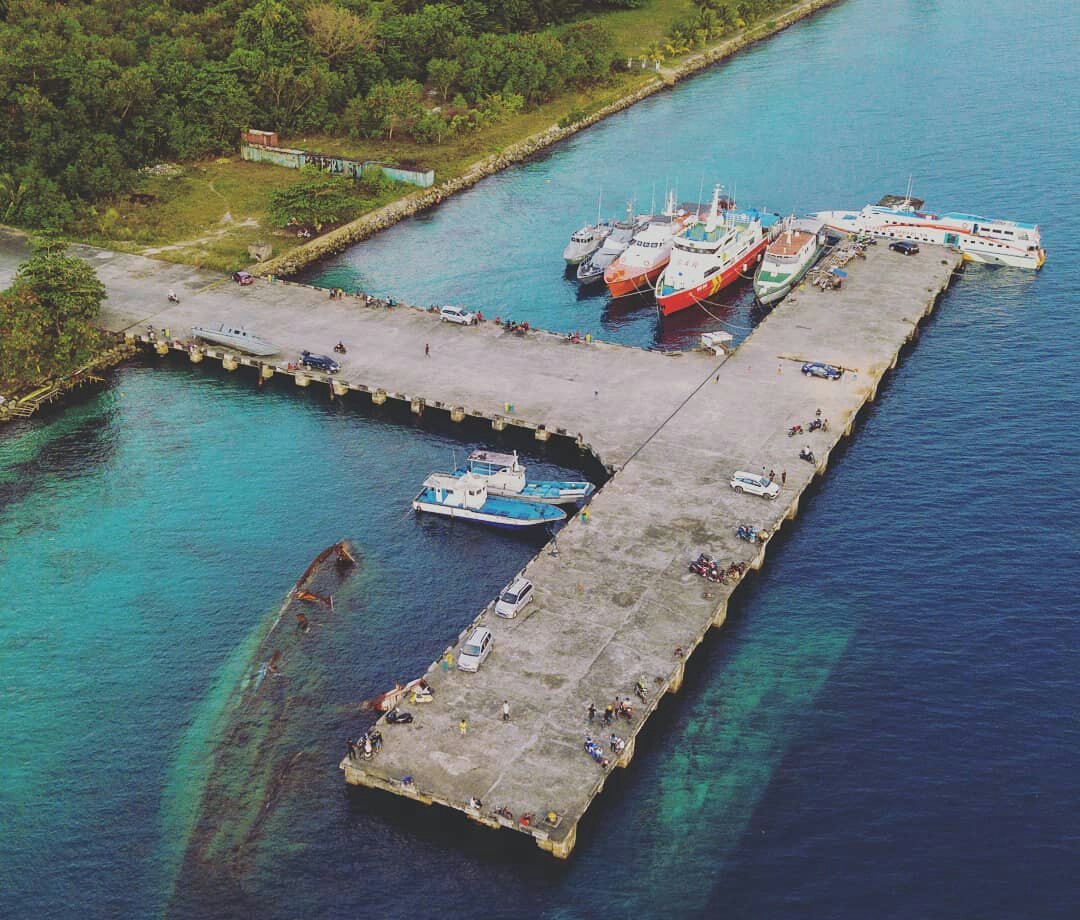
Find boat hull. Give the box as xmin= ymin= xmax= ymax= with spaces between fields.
xmin=753 ymin=246 xmax=825 ymax=305
xmin=605 ymin=259 xmax=668 ymax=299
xmin=486 ymin=482 xmax=595 ymax=505
xmin=655 ymin=237 xmax=769 ymax=316
xmin=412 ymin=499 xmax=562 ymax=528
xmin=192 ymin=329 xmax=280 ymax=356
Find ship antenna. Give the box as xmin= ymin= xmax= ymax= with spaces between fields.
xmin=905 ymin=174 xmax=913 ymax=207
xmin=696 ymin=171 xmax=705 ymax=220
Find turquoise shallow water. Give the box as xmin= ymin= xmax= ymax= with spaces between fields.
xmin=4 ymin=0 xmax=1080 ymax=917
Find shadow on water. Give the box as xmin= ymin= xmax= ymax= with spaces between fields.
xmin=0 ymin=382 xmax=124 ymax=515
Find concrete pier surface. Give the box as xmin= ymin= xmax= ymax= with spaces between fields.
xmin=0 ymin=228 xmax=715 ymax=467
xmin=0 ymin=227 xmax=961 ymax=857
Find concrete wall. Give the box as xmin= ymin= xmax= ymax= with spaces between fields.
xmin=240 ymin=143 xmax=434 ymax=188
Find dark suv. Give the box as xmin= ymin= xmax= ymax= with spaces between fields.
xmin=300 ymin=350 xmax=340 ymax=373
xmin=888 ymin=240 xmax=920 ymax=255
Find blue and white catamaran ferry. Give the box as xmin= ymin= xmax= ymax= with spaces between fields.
xmin=816 ymin=193 xmax=1045 ymax=269
xmin=454 ymin=450 xmax=595 ymax=505
xmin=412 ymin=472 xmax=566 ymax=529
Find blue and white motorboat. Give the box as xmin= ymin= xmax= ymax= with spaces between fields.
xmin=412 ymin=473 xmax=566 ymax=529
xmin=454 ymin=450 xmax=595 ymax=505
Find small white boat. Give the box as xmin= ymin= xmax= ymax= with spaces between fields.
xmin=455 ymin=450 xmax=594 ymax=504
xmin=564 ymin=193 xmax=614 ymax=265
xmin=413 ymin=473 xmax=566 ymax=529
xmin=563 ymin=221 xmax=612 ymax=265
xmin=192 ymin=323 xmax=280 ymax=356
xmin=753 ymin=216 xmax=827 ymax=305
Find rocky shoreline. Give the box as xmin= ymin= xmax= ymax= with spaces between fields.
xmin=251 ymin=0 xmax=843 ymax=280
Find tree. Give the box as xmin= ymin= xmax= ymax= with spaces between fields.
xmin=265 ymin=168 xmax=364 ymax=229
xmin=305 ymin=3 xmax=377 ymax=65
xmin=0 ymin=237 xmax=108 ymax=388
xmin=427 ymin=57 xmax=461 ymax=102
xmin=348 ymin=79 xmax=421 ymax=140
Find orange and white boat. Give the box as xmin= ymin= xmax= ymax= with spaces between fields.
xmin=604 ymin=190 xmax=711 ymax=299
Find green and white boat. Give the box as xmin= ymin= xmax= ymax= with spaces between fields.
xmin=753 ymin=216 xmax=827 ymax=305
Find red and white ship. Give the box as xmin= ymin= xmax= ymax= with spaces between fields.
xmin=654 ymin=185 xmax=776 ymax=317
xmin=603 ymin=190 xmax=704 ymax=299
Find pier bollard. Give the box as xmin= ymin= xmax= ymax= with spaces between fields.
xmin=295 ymin=372 xmax=311 ymax=388
xmin=189 ymin=347 xmax=204 ymax=364
xmin=534 ymin=426 xmax=550 ymax=442
xmin=450 ymin=406 xmax=466 ymax=423
xmin=332 ymin=379 xmax=348 ymax=397
xmin=154 ymin=340 xmax=170 ymax=356
xmin=372 ymin=388 xmax=387 ymax=406
xmin=492 ymin=417 xmax=506 ymax=432
xmin=222 ymin=355 xmax=239 ymax=372
xmin=411 ymin=397 xmax=424 ymax=415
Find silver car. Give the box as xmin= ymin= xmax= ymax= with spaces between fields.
xmin=458 ymin=627 xmax=493 ymax=672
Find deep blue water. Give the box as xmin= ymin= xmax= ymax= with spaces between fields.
xmin=3 ymin=1 xmax=1078 ymax=917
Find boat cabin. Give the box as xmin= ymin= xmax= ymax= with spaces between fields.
xmin=424 ymin=472 xmax=488 ymax=510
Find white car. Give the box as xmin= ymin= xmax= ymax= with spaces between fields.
xmin=729 ymin=470 xmax=781 ymax=499
xmin=439 ymin=305 xmax=476 ymax=325
xmin=495 ymin=577 xmax=534 ymax=619
xmin=457 ymin=627 xmax=493 ymax=672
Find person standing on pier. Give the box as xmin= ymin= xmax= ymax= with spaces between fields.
xmin=587 ymin=702 xmax=596 ymax=722
xmin=346 ymin=738 xmax=356 ymax=760
xmin=459 ymin=718 xmax=468 ymax=736
xmin=502 ymin=700 xmax=511 ymax=722
xmin=425 ymin=343 xmax=430 ymax=357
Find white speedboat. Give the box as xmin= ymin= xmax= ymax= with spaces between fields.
xmin=192 ymin=323 xmax=280 ymax=356
xmin=576 ymin=206 xmax=647 ymax=285
xmin=815 ymin=193 xmax=1045 ymax=269
xmin=563 ymin=221 xmax=612 ymax=265
xmin=455 ymin=450 xmax=594 ymax=504
xmin=413 ymin=473 xmax=566 ymax=529
xmin=753 ymin=216 xmax=827 ymax=305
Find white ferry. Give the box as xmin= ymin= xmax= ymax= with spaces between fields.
xmin=753 ymin=216 xmax=827 ymax=305
xmin=815 ymin=194 xmax=1045 ymax=269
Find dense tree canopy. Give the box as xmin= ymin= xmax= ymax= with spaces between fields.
xmin=0 ymin=0 xmax=634 ymax=230
xmin=0 ymin=238 xmax=108 ymax=390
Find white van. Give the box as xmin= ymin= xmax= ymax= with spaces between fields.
xmin=458 ymin=627 xmax=493 ymax=672
xmin=495 ymin=577 xmax=534 ymax=618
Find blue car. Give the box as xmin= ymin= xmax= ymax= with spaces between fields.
xmin=300 ymin=350 xmax=340 ymax=373
xmin=801 ymin=362 xmax=843 ymax=380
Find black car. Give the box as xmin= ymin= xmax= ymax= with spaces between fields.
xmin=300 ymin=350 xmax=340 ymax=373
xmin=888 ymin=240 xmax=920 ymax=255
xmin=801 ymin=362 xmax=843 ymax=380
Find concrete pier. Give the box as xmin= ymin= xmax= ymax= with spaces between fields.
xmin=0 ymin=227 xmax=961 ymax=857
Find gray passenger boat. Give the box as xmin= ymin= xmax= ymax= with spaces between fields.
xmin=191 ymin=323 xmax=280 ymax=356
